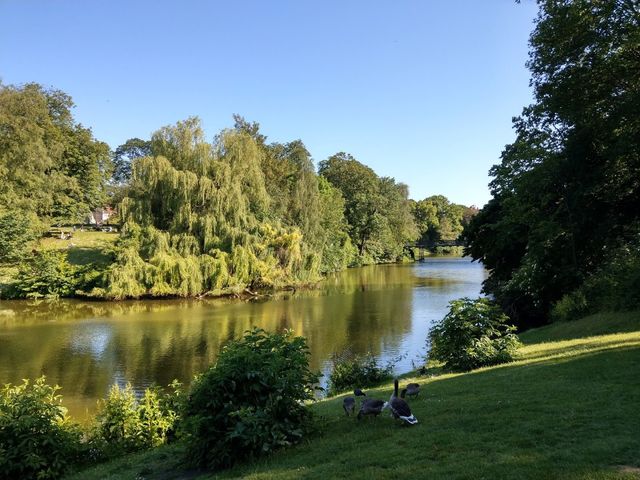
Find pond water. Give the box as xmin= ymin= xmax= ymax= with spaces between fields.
xmin=0 ymin=257 xmax=486 ymax=419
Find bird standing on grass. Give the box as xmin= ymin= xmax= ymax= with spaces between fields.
xmin=357 ymin=398 xmax=385 ymax=420
xmin=343 ymin=397 xmax=356 ymax=416
xmin=385 ymin=379 xmax=418 ymax=425
xmin=400 ymin=383 xmax=420 ymax=399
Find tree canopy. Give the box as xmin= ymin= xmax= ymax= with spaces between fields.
xmin=0 ymin=81 xmax=477 ymax=300
xmin=0 ymin=82 xmax=112 ymax=223
xmin=319 ymin=153 xmax=417 ymax=263
xmin=411 ymin=195 xmax=476 ymax=246
xmin=465 ymin=0 xmax=640 ymax=328
xmin=94 ymin=117 xmax=355 ymax=299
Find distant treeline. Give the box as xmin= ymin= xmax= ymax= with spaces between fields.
xmin=0 ymin=85 xmax=475 ymax=299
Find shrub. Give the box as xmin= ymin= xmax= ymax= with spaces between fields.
xmin=183 ymin=328 xmax=319 ymax=470
xmin=327 ymin=351 xmax=394 ymax=396
xmin=0 ymin=377 xmax=83 ymax=480
xmin=0 ymin=210 xmax=43 ymax=264
xmin=551 ymin=241 xmax=640 ymax=322
xmin=428 ymin=297 xmax=521 ymax=371
xmin=7 ymin=251 xmax=81 ymax=299
xmin=94 ymin=382 xmax=182 ymax=457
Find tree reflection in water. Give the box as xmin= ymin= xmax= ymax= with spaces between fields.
xmin=0 ymin=258 xmax=485 ymax=419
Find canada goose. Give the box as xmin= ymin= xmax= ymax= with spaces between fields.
xmin=354 ymin=388 xmax=366 ymax=398
xmin=386 ymin=379 xmax=418 ymax=425
xmin=357 ymin=398 xmax=385 ymax=420
xmin=400 ymin=383 xmax=420 ymax=399
xmin=343 ymin=397 xmax=356 ymax=416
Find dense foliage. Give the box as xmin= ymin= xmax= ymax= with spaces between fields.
xmin=465 ymin=0 xmax=640 ymax=327
xmin=0 ymin=83 xmax=111 ymax=224
xmin=183 ymin=328 xmax=319 ymax=470
xmin=552 ymin=241 xmax=640 ymax=322
xmin=0 ymin=81 xmax=476 ymax=300
xmin=6 ymin=251 xmax=87 ymax=299
xmin=94 ymin=383 xmax=181 ymax=457
xmin=319 ymin=153 xmax=417 ymax=263
xmin=0 ymin=210 xmax=42 ymax=264
xmin=327 ymin=351 xmax=394 ymax=396
xmin=428 ymin=298 xmax=521 ymax=372
xmin=0 ymin=378 xmax=83 ymax=480
xmin=411 ymin=195 xmax=478 ymax=246
xmin=90 ymin=117 xmax=355 ymax=299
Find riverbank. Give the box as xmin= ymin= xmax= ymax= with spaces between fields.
xmin=1 ymin=229 xmax=439 ymax=301
xmin=65 ymin=310 xmax=640 ymax=479
xmin=0 ymin=260 xmax=486 ymax=419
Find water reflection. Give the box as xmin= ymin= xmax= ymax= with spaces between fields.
xmin=0 ymin=258 xmax=485 ymax=418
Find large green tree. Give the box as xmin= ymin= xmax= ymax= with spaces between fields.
xmin=0 ymin=83 xmax=112 ymax=223
xmin=234 ymin=116 xmax=354 ymax=273
xmin=465 ymin=0 xmax=640 ymax=327
xmin=412 ymin=195 xmax=468 ymax=245
xmin=97 ymin=117 xmax=352 ymax=298
xmin=319 ymin=153 xmax=416 ymax=262
xmin=112 ymin=137 xmax=151 ymax=185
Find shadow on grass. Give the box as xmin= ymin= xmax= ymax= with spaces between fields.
xmin=66 ymin=246 xmax=112 ymax=266
xmin=209 ymin=345 xmax=640 ymax=480
xmin=519 ymin=311 xmax=640 ymax=345
xmin=64 ymin=341 xmax=640 ymax=480
xmin=515 ymin=335 xmax=640 ymax=363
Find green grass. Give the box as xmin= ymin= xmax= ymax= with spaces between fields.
xmin=38 ymin=229 xmax=116 ymax=266
xmin=66 ymin=312 xmax=640 ymax=480
xmin=518 ymin=311 xmax=640 ymax=344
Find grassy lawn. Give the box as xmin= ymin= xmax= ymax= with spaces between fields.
xmin=0 ymin=230 xmax=115 ymax=294
xmin=66 ymin=312 xmax=640 ymax=480
xmin=37 ymin=229 xmax=117 ymax=266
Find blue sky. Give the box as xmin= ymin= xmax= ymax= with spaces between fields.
xmin=0 ymin=0 xmax=538 ymax=206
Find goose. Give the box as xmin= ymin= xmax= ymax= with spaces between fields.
xmin=357 ymin=398 xmax=385 ymax=420
xmin=385 ymin=379 xmax=418 ymax=425
xmin=400 ymin=383 xmax=420 ymax=399
xmin=343 ymin=397 xmax=356 ymax=416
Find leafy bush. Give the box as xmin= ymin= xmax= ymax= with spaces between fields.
xmin=183 ymin=328 xmax=319 ymax=470
xmin=0 ymin=210 xmax=43 ymax=264
xmin=7 ymin=251 xmax=81 ymax=299
xmin=94 ymin=382 xmax=181 ymax=457
xmin=552 ymin=241 xmax=640 ymax=322
xmin=0 ymin=377 xmax=83 ymax=480
xmin=4 ymin=250 xmax=106 ymax=299
xmin=327 ymin=351 xmax=394 ymax=396
xmin=428 ymin=297 xmax=521 ymax=371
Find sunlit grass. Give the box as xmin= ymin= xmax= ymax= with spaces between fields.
xmin=65 ymin=312 xmax=640 ymax=480
xmin=36 ymin=230 xmax=116 ymax=266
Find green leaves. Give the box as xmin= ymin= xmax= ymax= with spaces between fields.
xmin=319 ymin=152 xmax=417 ymax=263
xmin=0 ymin=210 xmax=43 ymax=264
xmin=0 ymin=377 xmax=83 ymax=480
xmin=327 ymin=352 xmax=394 ymax=396
xmin=6 ymin=251 xmax=89 ymax=299
xmin=183 ymin=328 xmax=319 ymax=470
xmin=465 ymin=1 xmax=640 ymax=327
xmin=428 ymin=298 xmax=521 ymax=372
xmin=94 ymin=383 xmax=182 ymax=457
xmin=0 ymin=83 xmax=112 ymax=223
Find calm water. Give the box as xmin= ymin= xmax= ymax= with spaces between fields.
xmin=0 ymin=257 xmax=485 ymax=419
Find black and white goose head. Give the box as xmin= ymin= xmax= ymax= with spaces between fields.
xmin=384 ymin=379 xmax=418 ymax=425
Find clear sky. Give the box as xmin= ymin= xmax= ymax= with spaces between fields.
xmin=0 ymin=0 xmax=538 ymax=207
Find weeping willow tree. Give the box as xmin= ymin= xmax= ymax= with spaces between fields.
xmin=94 ymin=117 xmax=351 ymax=299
